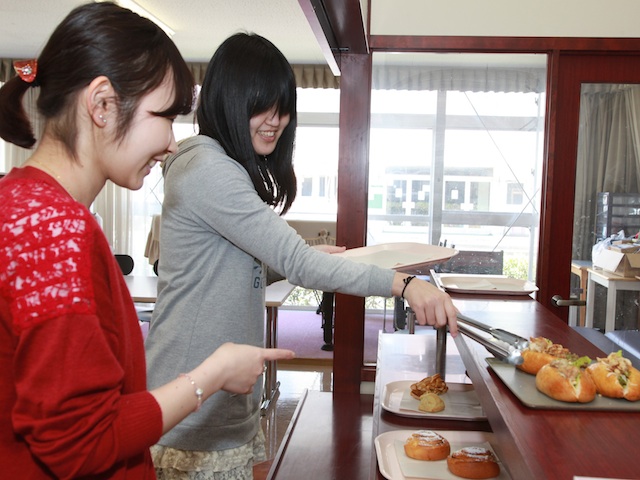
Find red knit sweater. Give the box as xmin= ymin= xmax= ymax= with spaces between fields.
xmin=0 ymin=167 xmax=162 ymax=479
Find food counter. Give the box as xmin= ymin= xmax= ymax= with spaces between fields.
xmin=267 ymin=295 xmax=640 ymax=480
xmin=447 ymin=297 xmax=640 ymax=480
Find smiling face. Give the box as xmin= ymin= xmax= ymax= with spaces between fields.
xmin=249 ymin=106 xmax=291 ymax=156
xmin=106 ymin=76 xmax=178 ymax=190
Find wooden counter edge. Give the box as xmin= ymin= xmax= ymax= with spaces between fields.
xmin=454 ymin=334 xmax=537 ymax=480
xmin=266 ymin=389 xmax=309 ymax=479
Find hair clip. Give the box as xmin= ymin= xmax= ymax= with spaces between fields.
xmin=13 ymin=59 xmax=38 ymax=84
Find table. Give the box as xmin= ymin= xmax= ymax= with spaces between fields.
xmin=124 ymin=275 xmax=158 ymax=303
xmin=434 ymin=296 xmax=640 ymax=480
xmin=570 ymin=259 xmax=591 ymax=324
xmin=585 ymin=267 xmax=640 ymax=332
xmin=267 ymin=295 xmax=640 ymax=480
xmin=262 ymin=280 xmax=297 ymax=413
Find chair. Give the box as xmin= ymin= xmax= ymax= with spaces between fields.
xmin=136 ymin=259 xmax=159 ymax=324
xmin=306 ymin=232 xmax=337 ymax=351
xmin=113 ymin=254 xmax=154 ymax=323
xmin=114 ymin=254 xmax=134 ymax=275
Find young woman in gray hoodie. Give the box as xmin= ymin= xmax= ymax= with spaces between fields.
xmin=145 ymin=32 xmax=458 ymax=479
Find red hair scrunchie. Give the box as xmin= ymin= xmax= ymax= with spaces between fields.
xmin=13 ymin=59 xmax=38 ymax=84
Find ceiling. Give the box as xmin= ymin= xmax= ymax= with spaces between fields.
xmin=0 ymin=0 xmax=328 ymax=64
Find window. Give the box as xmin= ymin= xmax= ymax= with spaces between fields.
xmin=445 ymin=181 xmax=465 ymax=210
xmin=300 ymin=177 xmax=313 ymax=196
xmin=284 ymin=88 xmax=340 ymax=223
xmin=368 ymin=53 xmax=547 ymax=279
xmin=507 ymin=182 xmax=525 ymax=205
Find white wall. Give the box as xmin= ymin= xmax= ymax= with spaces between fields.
xmin=371 ymin=0 xmax=640 ymax=38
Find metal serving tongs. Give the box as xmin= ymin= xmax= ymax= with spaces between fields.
xmin=456 ymin=313 xmax=530 ymax=366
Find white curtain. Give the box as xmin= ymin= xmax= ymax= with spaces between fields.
xmin=2 ymin=83 xmax=131 ymax=254
xmin=372 ymin=65 xmax=546 ymax=93
xmin=93 ymin=183 xmax=132 ymax=254
xmin=573 ymin=85 xmax=640 ymax=259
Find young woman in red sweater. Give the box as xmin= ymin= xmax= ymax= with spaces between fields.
xmin=0 ymin=3 xmax=294 ymax=478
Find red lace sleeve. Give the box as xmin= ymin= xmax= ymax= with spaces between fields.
xmin=0 ymin=180 xmax=96 ymax=334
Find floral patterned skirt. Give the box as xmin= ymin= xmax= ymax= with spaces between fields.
xmin=151 ymin=429 xmax=266 ymax=480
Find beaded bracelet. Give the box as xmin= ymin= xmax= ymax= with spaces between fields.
xmin=179 ymin=373 xmax=204 ymax=412
xmin=401 ymin=275 xmax=416 ymax=299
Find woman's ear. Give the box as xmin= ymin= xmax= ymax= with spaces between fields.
xmin=85 ymin=76 xmax=115 ymax=127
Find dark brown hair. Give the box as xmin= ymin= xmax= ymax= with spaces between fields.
xmin=0 ymin=1 xmax=194 ymax=157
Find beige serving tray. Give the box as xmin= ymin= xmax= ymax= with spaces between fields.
xmin=375 ymin=429 xmax=510 ymax=480
xmin=381 ymin=380 xmax=486 ymax=421
xmin=334 ymin=242 xmax=457 ymax=273
xmin=432 ymin=272 xmax=538 ymax=296
xmin=487 ymin=358 xmax=640 ymax=411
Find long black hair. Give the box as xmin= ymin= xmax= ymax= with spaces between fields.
xmin=0 ymin=1 xmax=195 ymax=157
xmin=197 ymin=32 xmax=297 ymax=214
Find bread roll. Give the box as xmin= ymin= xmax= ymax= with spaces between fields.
xmin=418 ymin=392 xmax=445 ymax=413
xmin=446 ymin=446 xmax=500 ymax=479
xmin=403 ymin=430 xmax=450 ymax=461
xmin=518 ymin=336 xmax=578 ymax=375
xmin=535 ymin=358 xmax=596 ymax=403
xmin=586 ymin=351 xmax=640 ymax=401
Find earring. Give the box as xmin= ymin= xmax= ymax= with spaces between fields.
xmin=99 ymin=115 xmax=107 ymax=124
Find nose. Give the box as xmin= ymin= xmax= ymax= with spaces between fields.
xmin=167 ymin=132 xmax=178 ymax=154
xmin=265 ymin=109 xmax=280 ymax=126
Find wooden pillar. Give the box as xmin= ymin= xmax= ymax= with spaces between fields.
xmin=333 ymin=52 xmax=372 ymax=394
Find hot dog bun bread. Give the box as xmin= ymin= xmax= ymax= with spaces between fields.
xmin=586 ymin=351 xmax=640 ymax=401
xmin=518 ymin=336 xmax=579 ymax=375
xmin=410 ymin=373 xmax=448 ymax=400
xmin=446 ymin=446 xmax=500 ymax=479
xmin=403 ymin=430 xmax=451 ymax=461
xmin=535 ymin=358 xmax=596 ymax=403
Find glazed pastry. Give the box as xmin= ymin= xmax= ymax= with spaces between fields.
xmin=447 ymin=446 xmax=500 ymax=479
xmin=403 ymin=430 xmax=450 ymax=461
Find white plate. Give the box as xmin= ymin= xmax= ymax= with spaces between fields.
xmin=334 ymin=243 xmax=457 ymax=273
xmin=375 ymin=430 xmax=510 ymax=480
xmin=382 ymin=381 xmax=486 ymax=421
xmin=431 ymin=272 xmax=538 ymax=296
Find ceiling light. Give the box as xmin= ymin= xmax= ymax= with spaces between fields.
xmin=95 ymin=0 xmax=175 ymax=37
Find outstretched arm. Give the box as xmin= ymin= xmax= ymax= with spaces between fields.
xmin=150 ymin=344 xmax=295 ymax=433
xmin=391 ymin=274 xmax=458 ymax=337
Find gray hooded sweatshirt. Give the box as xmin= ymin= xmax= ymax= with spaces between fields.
xmin=144 ymin=135 xmax=394 ymax=451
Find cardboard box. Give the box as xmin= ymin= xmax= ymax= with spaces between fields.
xmin=593 ymin=248 xmax=640 ymax=277
xmin=608 ymin=244 xmax=640 ymax=253
xmin=612 ymin=239 xmax=634 ymax=245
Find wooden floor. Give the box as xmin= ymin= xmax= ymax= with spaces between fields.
xmin=255 ymin=362 xmax=333 ymax=478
